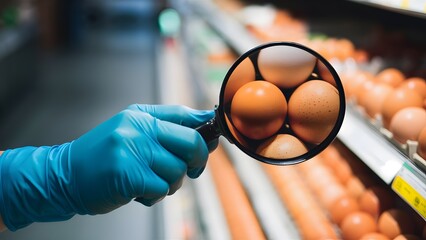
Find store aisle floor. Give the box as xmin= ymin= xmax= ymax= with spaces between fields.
xmin=0 ymin=12 xmax=164 ymax=240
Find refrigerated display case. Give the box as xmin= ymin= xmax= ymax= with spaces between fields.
xmin=160 ymin=0 xmax=426 ymax=239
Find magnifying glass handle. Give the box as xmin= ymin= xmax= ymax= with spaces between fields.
xmin=196 ymin=117 xmax=221 ymax=146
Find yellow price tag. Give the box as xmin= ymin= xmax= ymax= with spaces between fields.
xmin=392 ymin=175 xmax=426 ymax=219
xmin=401 ymin=0 xmax=410 ymax=8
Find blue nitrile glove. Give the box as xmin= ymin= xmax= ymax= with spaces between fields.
xmin=0 ymin=104 xmax=217 ymax=231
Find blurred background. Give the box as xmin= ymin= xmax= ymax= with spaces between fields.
xmin=0 ymin=0 xmax=168 ymax=239
xmin=1 ymin=0 xmax=426 ymax=239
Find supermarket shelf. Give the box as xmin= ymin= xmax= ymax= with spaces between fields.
xmin=185 ymin=0 xmax=260 ymax=55
xmin=338 ymin=107 xmax=426 ymax=219
xmin=349 ymin=0 xmax=426 ymax=19
xmin=189 ymin=0 xmax=426 ymax=221
xmin=338 ymin=107 xmax=406 ymax=184
xmin=392 ymin=162 xmax=426 ymax=220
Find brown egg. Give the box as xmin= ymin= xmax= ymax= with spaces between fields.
xmin=322 ymin=38 xmax=340 ymax=60
xmin=378 ymin=209 xmax=415 ymax=239
xmin=318 ymin=184 xmax=348 ymax=210
xmin=363 ymin=83 xmax=394 ymax=118
xmin=354 ymin=49 xmax=369 ymax=63
xmin=375 ymin=68 xmax=405 ymax=87
xmin=390 ymin=107 xmax=426 ymax=144
xmin=417 ymin=127 xmax=426 ymax=159
xmin=317 ymin=60 xmax=336 ymax=87
xmin=337 ymin=38 xmax=356 ymax=60
xmin=225 ymin=115 xmax=249 ymax=148
xmin=333 ymin=158 xmax=354 ymax=184
xmin=357 ymin=80 xmax=377 ymax=108
xmin=359 ymin=187 xmax=395 ymax=219
xmin=393 ymin=234 xmax=422 ymax=240
xmin=257 ymin=45 xmax=317 ymax=88
xmin=329 ymin=195 xmax=360 ymax=225
xmin=360 ymin=233 xmax=390 ymax=240
xmin=341 ymin=211 xmax=377 ymax=240
xmin=398 ymin=77 xmax=426 ymax=98
xmin=298 ymin=216 xmax=339 ymax=240
xmin=320 ymin=145 xmax=343 ymax=162
xmin=256 ymin=134 xmax=308 ymax=159
xmin=231 ymin=81 xmax=287 ymax=140
xmin=224 ymin=57 xmax=256 ymax=104
xmin=346 ymin=176 xmax=366 ymax=199
xmin=417 ymin=126 xmax=426 ymax=159
xmin=381 ymin=88 xmax=423 ymax=128
xmin=288 ymin=80 xmax=340 ymax=144
xmin=344 ymin=70 xmax=375 ymax=99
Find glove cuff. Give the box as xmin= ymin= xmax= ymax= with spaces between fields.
xmin=0 ymin=144 xmax=77 ymax=231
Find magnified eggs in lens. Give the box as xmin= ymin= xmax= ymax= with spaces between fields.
xmin=221 ymin=43 xmax=345 ymax=162
xmin=288 ymin=80 xmax=340 ymax=144
xmin=258 ymin=45 xmax=317 ymax=88
xmin=224 ymin=57 xmax=256 ymax=104
xmin=256 ymin=134 xmax=308 ymax=158
xmin=231 ymin=81 xmax=287 ymax=140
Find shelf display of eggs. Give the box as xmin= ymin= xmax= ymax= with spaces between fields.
xmin=342 ymin=66 xmax=426 ymax=171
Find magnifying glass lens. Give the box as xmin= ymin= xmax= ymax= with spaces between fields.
xmin=199 ymin=42 xmax=345 ymax=165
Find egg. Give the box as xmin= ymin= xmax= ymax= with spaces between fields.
xmin=356 ymin=80 xmax=376 ymax=108
xmin=231 ymin=81 xmax=287 ymax=140
xmin=378 ymin=209 xmax=415 ymax=239
xmin=333 ymin=158 xmax=353 ymax=184
xmin=288 ymin=80 xmax=340 ymax=144
xmin=345 ymin=70 xmax=375 ymax=99
xmin=417 ymin=126 xmax=426 ymax=159
xmin=381 ymin=88 xmax=423 ymax=128
xmin=317 ymin=60 xmax=336 ymax=87
xmin=297 ymin=216 xmax=339 ymax=240
xmin=375 ymin=68 xmax=405 ymax=87
xmin=354 ymin=49 xmax=369 ymax=63
xmin=256 ymin=134 xmax=308 ymax=159
xmin=257 ymin=45 xmax=317 ymax=88
xmin=320 ymin=145 xmax=343 ymax=162
xmin=346 ymin=176 xmax=366 ymax=199
xmin=359 ymin=186 xmax=395 ymax=219
xmin=341 ymin=211 xmax=378 ymax=240
xmin=336 ymin=38 xmax=356 ymax=60
xmin=322 ymin=38 xmax=340 ymax=60
xmin=224 ymin=57 xmax=256 ymax=104
xmin=225 ymin=115 xmax=249 ymax=148
xmin=360 ymin=233 xmax=391 ymax=240
xmin=363 ymin=83 xmax=394 ymax=118
xmin=398 ymin=77 xmax=426 ymax=98
xmin=329 ymin=195 xmax=360 ymax=225
xmin=389 ymin=107 xmax=426 ymax=144
xmin=393 ymin=234 xmax=421 ymax=240
xmin=318 ymin=183 xmax=347 ymax=210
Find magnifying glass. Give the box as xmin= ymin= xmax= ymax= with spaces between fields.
xmin=197 ymin=42 xmax=345 ymax=165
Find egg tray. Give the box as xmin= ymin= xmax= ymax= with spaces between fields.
xmin=350 ymin=103 xmax=426 ymax=173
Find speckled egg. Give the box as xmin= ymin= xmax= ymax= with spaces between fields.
xmin=288 ymin=80 xmax=340 ymax=144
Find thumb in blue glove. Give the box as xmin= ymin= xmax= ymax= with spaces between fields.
xmin=0 ymin=104 xmax=216 ymax=231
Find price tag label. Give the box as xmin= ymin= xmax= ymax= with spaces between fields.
xmin=392 ymin=164 xmax=426 ymax=220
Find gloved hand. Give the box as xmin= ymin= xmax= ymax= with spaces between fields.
xmin=0 ymin=104 xmax=217 ymax=231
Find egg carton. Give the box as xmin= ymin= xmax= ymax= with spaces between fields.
xmin=412 ymin=153 xmax=426 ymax=173
xmin=348 ymin=104 xmax=426 ymax=173
xmin=349 ymin=102 xmax=383 ymax=131
xmin=379 ymin=127 xmax=426 ymax=172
